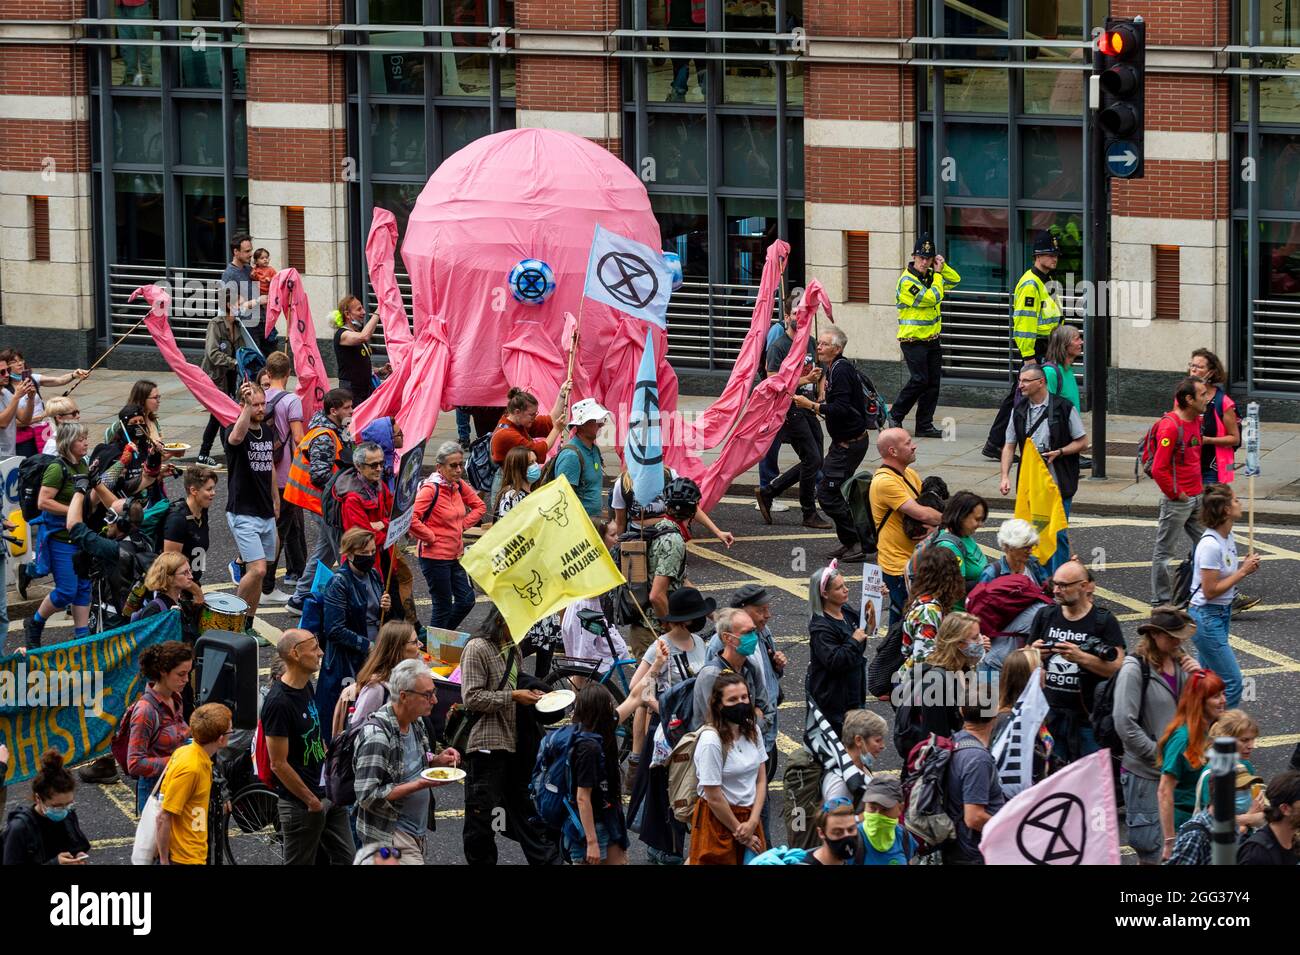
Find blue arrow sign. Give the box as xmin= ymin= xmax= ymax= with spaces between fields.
xmin=1106 ymin=140 xmax=1139 ymax=178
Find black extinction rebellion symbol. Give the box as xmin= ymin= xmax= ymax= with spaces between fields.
xmin=513 ymin=267 xmax=548 ymax=301
xmin=1014 ymin=793 xmax=1086 ymax=865
xmin=597 ymin=251 xmax=659 ymax=310
xmin=629 ymin=378 xmax=663 ymax=467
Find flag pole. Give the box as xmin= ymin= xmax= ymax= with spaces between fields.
xmin=64 ymin=317 xmax=148 ymax=395
xmin=379 ymin=545 xmax=397 ymax=623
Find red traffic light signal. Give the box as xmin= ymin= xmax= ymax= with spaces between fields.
xmin=1098 ymin=22 xmax=1139 ymax=58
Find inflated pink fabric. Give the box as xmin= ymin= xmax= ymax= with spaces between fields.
xmin=686 ymin=239 xmax=789 ymax=449
xmin=365 ymin=208 xmax=415 ymax=371
xmin=264 ymin=268 xmax=327 ymax=421
xmin=131 ymin=284 xmax=241 ymax=427
xmin=684 ymin=281 xmax=832 ymax=512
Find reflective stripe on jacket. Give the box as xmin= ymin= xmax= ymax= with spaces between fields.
xmin=284 ymin=425 xmax=342 ymax=514
xmin=895 ymin=263 xmax=960 ymax=340
xmin=1011 ymin=268 xmax=1062 ymax=358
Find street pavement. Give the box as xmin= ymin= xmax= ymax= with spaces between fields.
xmin=7 ymin=478 xmax=1299 ymax=865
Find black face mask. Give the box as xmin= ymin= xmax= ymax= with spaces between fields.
xmin=827 ymin=834 xmax=859 ymax=861
xmin=351 ymin=554 xmax=376 ymax=574
xmin=720 ymin=702 xmax=752 ymax=725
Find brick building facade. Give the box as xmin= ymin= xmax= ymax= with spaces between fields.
xmin=2 ymin=1 xmax=1298 ymax=417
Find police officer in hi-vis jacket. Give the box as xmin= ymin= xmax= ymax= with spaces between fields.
xmin=890 ymin=233 xmax=959 ymax=438
xmin=982 ymin=229 xmax=1063 ymax=459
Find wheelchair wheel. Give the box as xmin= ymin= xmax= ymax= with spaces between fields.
xmin=224 ymin=784 xmax=284 ymax=865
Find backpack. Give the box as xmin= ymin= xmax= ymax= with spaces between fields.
xmin=1136 ymin=412 xmax=1185 ymax=482
xmin=529 ymin=724 xmax=605 ymax=831
xmin=110 ymin=693 xmax=161 ymax=776
xmin=140 ymin=497 xmax=175 ymax=553
xmin=322 ymin=712 xmax=385 ymax=808
xmin=265 ymin=391 xmax=291 ymax=461
xmin=1172 ymin=530 xmax=1216 ymax=610
xmin=464 ymin=429 xmax=499 ymax=495
xmin=781 ymin=747 xmax=826 ymax=850
xmin=612 ymin=467 xmax=674 ymax=521
xmin=17 ymin=453 xmax=66 ymax=521
xmin=656 ymin=674 xmax=698 ymax=749
xmin=613 ymin=522 xmax=684 ymax=625
xmin=667 ymin=726 xmax=708 ymax=823
xmin=537 ymin=440 xmax=592 ymax=491
xmin=320 ymin=466 xmax=357 ymax=540
xmin=903 ymin=527 xmax=965 ymax=584
xmin=866 ymin=615 xmax=906 ymax=700
xmin=1091 ymin=657 xmax=1149 ymax=756
xmin=236 ymin=345 xmax=265 ymax=386
xmin=901 ymin=733 xmax=983 ymax=852
xmin=855 ymin=368 xmax=891 ymax=432
xmin=252 ymin=719 xmax=274 ymax=787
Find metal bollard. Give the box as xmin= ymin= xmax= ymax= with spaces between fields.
xmin=1210 ymin=736 xmax=1237 ymax=866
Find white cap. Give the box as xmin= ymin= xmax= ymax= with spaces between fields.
xmin=569 ymin=398 xmax=610 ymax=427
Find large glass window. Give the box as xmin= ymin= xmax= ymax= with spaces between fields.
xmin=91 ymin=0 xmax=249 ymax=345
xmin=623 ymin=0 xmax=804 ymax=370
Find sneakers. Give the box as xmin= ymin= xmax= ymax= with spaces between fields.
xmin=77 ymin=755 xmax=119 ymax=784
xmin=16 ymin=561 xmax=29 ymax=600
xmin=286 ymin=595 xmax=305 ymax=614
xmin=980 ymin=445 xmax=1003 ymax=461
xmin=1232 ymin=593 xmax=1261 ymax=615
xmin=197 ymin=454 xmax=217 ymax=467
xmin=262 ymin=589 xmax=292 ymax=605
xmin=281 ymin=576 xmax=300 ymax=592
xmin=915 ymin=425 xmax=944 ymax=439
xmin=22 ymin=615 xmax=43 ymax=650
xmin=755 ymin=487 xmax=773 ymax=525
xmin=228 ymin=560 xmax=243 ymax=585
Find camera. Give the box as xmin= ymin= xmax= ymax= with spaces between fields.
xmin=1077 ymin=636 xmax=1119 ymax=663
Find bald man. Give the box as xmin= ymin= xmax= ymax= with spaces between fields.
xmin=260 ymin=627 xmax=353 ymax=864
xmin=868 ymin=428 xmax=942 ymax=624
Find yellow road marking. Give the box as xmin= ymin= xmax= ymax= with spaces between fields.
xmin=1229 ymin=634 xmax=1300 ymax=671
xmin=1258 ymin=733 xmax=1300 ymax=749
xmin=685 ymin=543 xmax=808 ymax=599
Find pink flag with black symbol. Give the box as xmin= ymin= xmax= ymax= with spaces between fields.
xmin=131 ymin=285 xmax=240 ymax=427
xmin=978 ymin=749 xmax=1121 ymax=865
xmin=366 ymin=208 xmax=415 ymax=371
xmin=265 ymin=268 xmax=327 ymax=421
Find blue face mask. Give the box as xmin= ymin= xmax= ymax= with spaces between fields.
xmin=736 ymin=632 xmax=759 ymax=656
xmin=1235 ymin=791 xmax=1253 ymax=815
xmin=43 ymin=805 xmax=72 ymax=823
xmin=526 ymin=464 xmax=542 ymax=483
xmin=962 ymin=642 xmax=986 ymax=660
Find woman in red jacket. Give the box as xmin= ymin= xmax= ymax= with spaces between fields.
xmin=410 ymin=441 xmax=486 ymax=631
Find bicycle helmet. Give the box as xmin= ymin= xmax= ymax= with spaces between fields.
xmin=662 ymin=477 xmax=701 ymax=518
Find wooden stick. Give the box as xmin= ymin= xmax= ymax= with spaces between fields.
xmin=64 ymin=317 xmax=148 ymax=395
xmin=1249 ymin=474 xmax=1256 ymax=551
xmin=379 ymin=545 xmax=397 ymax=624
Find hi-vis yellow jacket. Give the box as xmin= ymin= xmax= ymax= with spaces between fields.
xmin=1011 ymin=267 xmax=1062 ymax=359
xmin=895 ymin=263 xmax=961 ymax=341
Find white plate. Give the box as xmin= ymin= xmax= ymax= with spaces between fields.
xmin=421 ymin=767 xmax=466 ymax=783
xmin=535 ymin=689 xmax=576 ymax=714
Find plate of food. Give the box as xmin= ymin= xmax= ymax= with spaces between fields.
xmin=162 ymin=442 xmax=191 ymax=452
xmin=421 ymin=766 xmax=466 ymax=783
xmin=535 ymin=689 xmax=576 ymax=714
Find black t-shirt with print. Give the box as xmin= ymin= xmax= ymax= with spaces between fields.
xmin=333 ymin=327 xmax=374 ymax=403
xmin=221 ymin=421 xmax=277 ymax=519
xmin=1030 ymin=605 xmax=1125 ymax=714
xmin=260 ymin=680 xmax=327 ymax=802
xmin=570 ymin=735 xmax=620 ymax=811
xmin=162 ymin=501 xmax=210 ymax=582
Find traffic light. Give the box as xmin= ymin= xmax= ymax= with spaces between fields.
xmin=1096 ymin=15 xmax=1146 ymax=179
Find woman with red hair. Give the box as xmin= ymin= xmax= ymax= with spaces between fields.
xmin=1156 ymin=669 xmax=1227 ymax=861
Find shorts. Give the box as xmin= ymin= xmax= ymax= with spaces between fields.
xmin=1121 ymin=771 xmax=1163 ymax=864
xmin=226 ymin=512 xmax=277 ymax=564
xmin=564 ymin=810 xmax=629 ymax=863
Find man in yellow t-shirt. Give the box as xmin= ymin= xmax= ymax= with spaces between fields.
xmin=868 ymin=428 xmax=943 ymax=626
xmin=158 ymin=702 xmax=233 ymax=865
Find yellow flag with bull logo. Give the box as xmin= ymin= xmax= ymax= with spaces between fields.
xmin=1013 ymin=441 xmax=1069 ymax=565
xmin=460 ymin=475 xmax=625 ymax=642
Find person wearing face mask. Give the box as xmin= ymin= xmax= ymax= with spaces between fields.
xmin=690 ymin=607 xmax=771 ymax=739
xmin=751 ymin=799 xmax=863 ymax=866
xmin=286 ymin=388 xmax=355 ymax=613
xmin=689 ymin=671 xmax=768 ymax=865
xmin=2 ymin=751 xmax=91 ymax=865
xmin=411 ymin=441 xmax=487 ymax=634
xmin=1191 ymin=710 xmax=1265 ymax=827
xmin=708 ymin=585 xmax=785 ymax=777
xmin=806 ymin=562 xmax=874 ymax=740
xmin=318 ymin=528 xmax=391 ymax=747
xmin=819 ymin=709 xmax=887 ymax=805
xmin=93 ymin=404 xmax=162 ymax=505
xmin=893 ymin=612 xmax=989 ymax=760
xmin=331 ymin=295 xmax=385 ymax=403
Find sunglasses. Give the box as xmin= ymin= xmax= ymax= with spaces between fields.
xmin=364 ymin=846 xmax=402 ymax=862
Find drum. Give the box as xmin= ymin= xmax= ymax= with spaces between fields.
xmin=199 ymin=592 xmax=250 ymax=634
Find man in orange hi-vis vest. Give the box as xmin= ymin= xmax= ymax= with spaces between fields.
xmin=285 ymin=387 xmax=355 ymax=612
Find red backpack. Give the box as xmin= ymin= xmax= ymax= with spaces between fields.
xmin=110 ymin=693 xmax=160 ymax=776
xmin=1135 ymin=412 xmax=1184 ymax=482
